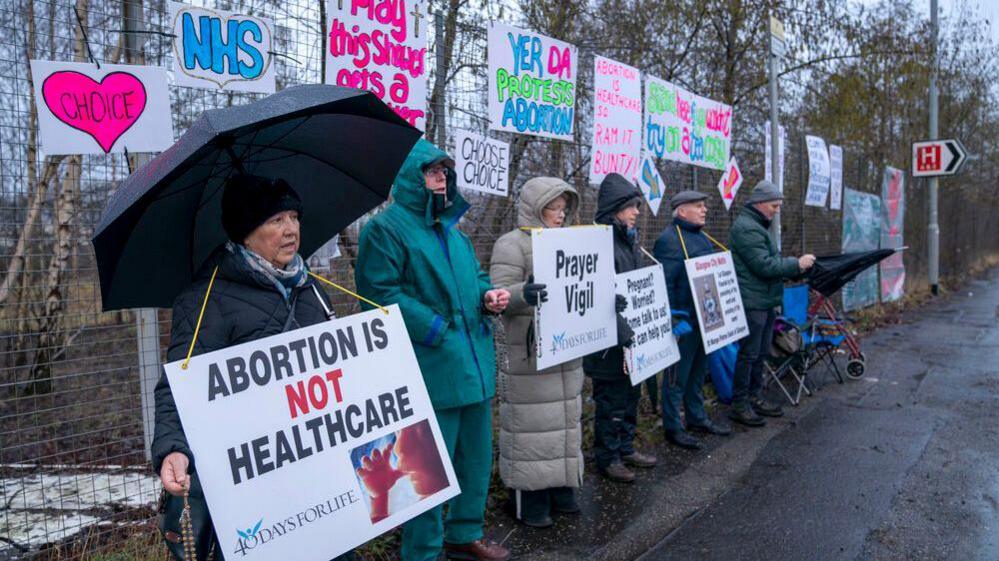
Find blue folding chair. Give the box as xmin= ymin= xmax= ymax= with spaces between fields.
xmin=778 ymin=284 xmax=848 ymax=385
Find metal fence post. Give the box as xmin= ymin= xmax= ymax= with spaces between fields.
xmin=434 ymin=11 xmax=446 ymax=147
xmin=124 ymin=0 xmax=160 ymax=463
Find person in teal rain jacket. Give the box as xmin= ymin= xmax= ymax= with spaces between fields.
xmin=355 ymin=139 xmax=512 ymax=561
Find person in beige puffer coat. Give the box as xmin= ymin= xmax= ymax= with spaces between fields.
xmin=489 ymin=177 xmax=584 ymax=529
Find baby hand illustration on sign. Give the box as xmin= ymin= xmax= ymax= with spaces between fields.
xmin=354 ymin=420 xmax=449 ymax=523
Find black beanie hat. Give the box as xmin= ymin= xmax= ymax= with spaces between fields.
xmin=221 ymin=175 xmax=303 ymax=243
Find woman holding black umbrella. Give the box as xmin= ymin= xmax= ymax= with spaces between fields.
xmin=152 ymin=174 xmax=353 ymax=561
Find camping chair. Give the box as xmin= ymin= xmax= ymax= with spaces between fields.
xmin=764 ymin=286 xmax=813 ymax=405
xmin=782 ymin=284 xmax=849 ymax=386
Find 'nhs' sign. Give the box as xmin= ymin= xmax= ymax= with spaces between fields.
xmin=169 ymin=2 xmax=276 ymax=93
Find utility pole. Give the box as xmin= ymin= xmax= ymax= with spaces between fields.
xmin=124 ymin=0 xmax=159 ymax=462
xmin=928 ymin=0 xmax=940 ymax=295
xmin=769 ymin=15 xmax=785 ymax=244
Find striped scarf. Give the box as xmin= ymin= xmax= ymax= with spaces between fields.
xmin=227 ymin=241 xmax=308 ymax=301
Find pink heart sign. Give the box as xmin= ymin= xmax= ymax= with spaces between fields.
xmin=41 ymin=71 xmax=147 ymax=153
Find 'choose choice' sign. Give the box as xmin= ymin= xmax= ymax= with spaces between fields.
xmin=454 ymin=129 xmax=510 ymax=197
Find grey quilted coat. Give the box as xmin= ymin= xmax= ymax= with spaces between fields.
xmin=489 ymin=177 xmax=584 ymax=491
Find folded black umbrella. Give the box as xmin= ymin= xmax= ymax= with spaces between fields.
xmin=807 ymin=249 xmax=899 ymax=297
xmin=92 ymin=85 xmax=420 ymax=311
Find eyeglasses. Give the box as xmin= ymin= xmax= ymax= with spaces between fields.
xmin=543 ymin=206 xmax=567 ymax=216
xmin=424 ymin=165 xmax=448 ymax=176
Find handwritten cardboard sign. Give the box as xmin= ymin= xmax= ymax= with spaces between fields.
xmin=488 ymin=22 xmax=577 ymax=141
xmin=30 ymin=60 xmax=174 ymax=155
xmin=169 ymin=2 xmax=276 ymax=93
xmin=453 ymin=129 xmax=510 ymax=197
xmin=644 ymin=75 xmax=732 ymax=171
xmin=589 ymin=56 xmax=642 ymax=184
xmin=325 ymin=0 xmax=429 ymax=130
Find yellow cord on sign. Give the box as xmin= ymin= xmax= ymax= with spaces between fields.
xmin=676 ymin=225 xmax=690 ymax=260
xmin=308 ymin=272 xmax=389 ymax=315
xmin=702 ymin=231 xmax=729 ymax=252
xmin=181 ymin=266 xmax=219 ymax=371
xmin=676 ymin=226 xmax=728 ymax=260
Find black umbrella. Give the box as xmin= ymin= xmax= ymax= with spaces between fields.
xmin=807 ymin=248 xmax=899 ymax=297
xmin=92 ymin=85 xmax=421 ymax=311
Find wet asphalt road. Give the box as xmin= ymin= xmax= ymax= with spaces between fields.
xmin=641 ymin=272 xmax=999 ymax=561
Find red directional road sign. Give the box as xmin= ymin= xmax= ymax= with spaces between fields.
xmin=911 ymin=139 xmax=967 ymax=177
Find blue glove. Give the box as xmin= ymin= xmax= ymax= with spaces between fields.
xmin=670 ymin=310 xmax=693 ymax=338
xmin=673 ymin=320 xmax=693 ymax=338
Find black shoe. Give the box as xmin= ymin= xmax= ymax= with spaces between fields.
xmin=750 ymin=396 xmax=785 ymax=417
xmin=519 ymin=512 xmax=553 ymax=528
xmin=688 ymin=419 xmax=732 ymax=436
xmin=665 ymin=430 xmax=703 ymax=450
xmin=515 ymin=489 xmax=553 ymax=528
xmin=729 ymin=403 xmax=766 ymax=427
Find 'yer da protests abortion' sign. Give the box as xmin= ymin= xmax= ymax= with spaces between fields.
xmin=30 ymin=60 xmax=174 ymax=155
xmin=532 ymin=226 xmax=616 ymax=370
xmin=488 ymin=22 xmax=577 ymax=140
xmin=164 ymin=306 xmax=458 ymax=561
xmin=325 ymin=0 xmax=429 ymax=129
xmin=453 ymin=129 xmax=510 ymax=197
xmin=683 ymin=251 xmax=748 ymax=354
xmin=617 ymin=265 xmax=680 ymax=385
xmin=168 ymin=2 xmax=277 ymax=93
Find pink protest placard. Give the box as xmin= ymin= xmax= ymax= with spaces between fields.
xmin=30 ymin=60 xmax=174 ymax=155
xmin=589 ymin=56 xmax=642 ymax=185
xmin=325 ymin=0 xmax=429 ymax=130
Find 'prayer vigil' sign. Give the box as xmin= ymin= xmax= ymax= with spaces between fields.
xmin=532 ymin=226 xmax=616 ymax=370
xmin=164 ymin=306 xmax=458 ymax=561
xmin=488 ymin=22 xmax=577 ymax=140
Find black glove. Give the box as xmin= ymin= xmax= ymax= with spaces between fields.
xmin=523 ymin=274 xmax=548 ymax=306
xmin=615 ymin=294 xmax=628 ymax=313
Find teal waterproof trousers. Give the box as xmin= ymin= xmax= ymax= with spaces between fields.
xmin=402 ymin=399 xmax=492 ymax=561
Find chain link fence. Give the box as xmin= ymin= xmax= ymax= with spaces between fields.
xmin=2 ymin=1 xmax=998 ymax=558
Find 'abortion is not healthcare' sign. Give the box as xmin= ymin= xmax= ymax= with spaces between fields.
xmin=684 ymin=251 xmax=748 ymax=354
xmin=326 ymin=0 xmax=429 ymax=129
xmin=617 ymin=265 xmax=680 ymax=385
xmin=532 ymin=226 xmax=616 ymax=370
xmin=488 ymin=22 xmax=577 ymax=141
xmin=164 ymin=306 xmax=458 ymax=561
xmin=169 ymin=2 xmax=276 ymax=93
xmin=644 ymin=75 xmax=732 ymax=171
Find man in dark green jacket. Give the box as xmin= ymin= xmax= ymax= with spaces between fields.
xmin=728 ymin=181 xmax=815 ymax=427
xmin=355 ymin=139 xmax=511 ymax=561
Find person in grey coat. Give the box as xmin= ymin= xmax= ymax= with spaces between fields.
xmin=489 ymin=177 xmax=584 ymax=528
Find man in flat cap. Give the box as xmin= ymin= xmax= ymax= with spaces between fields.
xmin=728 ymin=181 xmax=815 ymax=427
xmin=653 ymin=190 xmax=732 ymax=450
